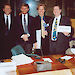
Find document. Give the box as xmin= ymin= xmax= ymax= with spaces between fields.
xmin=61 ymin=56 xmax=73 ymax=60
xmin=0 ymin=61 xmax=16 ymax=75
xmin=57 ymin=26 xmax=71 ymax=33
xmin=11 ymin=54 xmax=34 ymax=66
xmin=43 ymin=58 xmax=53 ymax=62
xmin=35 ymin=30 xmax=41 ymax=49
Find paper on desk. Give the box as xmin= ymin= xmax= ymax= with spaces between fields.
xmin=11 ymin=54 xmax=34 ymax=66
xmin=57 ymin=26 xmax=71 ymax=33
xmin=0 ymin=61 xmax=16 ymax=75
xmin=0 ymin=61 xmax=16 ymax=72
xmin=71 ymin=48 xmax=75 ymax=54
xmin=61 ymin=56 xmax=73 ymax=60
xmin=0 ymin=72 xmax=6 ymax=75
xmin=43 ymin=58 xmax=53 ymax=62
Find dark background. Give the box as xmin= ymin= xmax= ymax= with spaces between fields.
xmin=0 ymin=0 xmax=75 ymax=18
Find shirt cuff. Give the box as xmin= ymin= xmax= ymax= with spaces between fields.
xmin=21 ymin=34 xmax=30 ymax=38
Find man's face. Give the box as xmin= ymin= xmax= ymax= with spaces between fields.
xmin=53 ymin=6 xmax=61 ymax=17
xmin=3 ymin=5 xmax=12 ymax=15
xmin=21 ymin=6 xmax=29 ymax=14
xmin=38 ymin=6 xmax=45 ymax=16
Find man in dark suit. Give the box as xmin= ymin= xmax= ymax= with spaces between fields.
xmin=34 ymin=4 xmax=51 ymax=55
xmin=0 ymin=4 xmax=15 ymax=59
xmin=47 ymin=5 xmax=72 ymax=54
xmin=16 ymin=3 xmax=37 ymax=54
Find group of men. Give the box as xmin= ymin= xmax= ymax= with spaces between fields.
xmin=0 ymin=3 xmax=72 ymax=59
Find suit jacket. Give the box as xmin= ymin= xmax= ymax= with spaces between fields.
xmin=0 ymin=13 xmax=15 ymax=39
xmin=34 ymin=15 xmax=51 ymax=55
xmin=0 ymin=13 xmax=15 ymax=59
xmin=15 ymin=14 xmax=36 ymax=44
xmin=47 ymin=16 xmax=72 ymax=54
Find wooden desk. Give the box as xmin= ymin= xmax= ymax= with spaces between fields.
xmin=4 ymin=55 xmax=75 ymax=75
xmin=16 ymin=55 xmax=75 ymax=75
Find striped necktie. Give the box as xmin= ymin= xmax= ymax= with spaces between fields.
xmin=52 ymin=18 xmax=58 ymax=41
xmin=41 ymin=17 xmax=45 ymax=38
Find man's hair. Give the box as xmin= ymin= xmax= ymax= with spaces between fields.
xmin=53 ymin=5 xmax=62 ymax=9
xmin=37 ymin=3 xmax=45 ymax=10
xmin=21 ymin=3 xmax=29 ymax=9
xmin=3 ymin=3 xmax=11 ymax=9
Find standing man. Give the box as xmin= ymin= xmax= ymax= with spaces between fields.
xmin=47 ymin=5 xmax=72 ymax=54
xmin=34 ymin=4 xmax=51 ymax=55
xmin=0 ymin=4 xmax=15 ymax=59
xmin=16 ymin=3 xmax=37 ymax=54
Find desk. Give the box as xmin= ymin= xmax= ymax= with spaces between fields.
xmin=4 ymin=55 xmax=75 ymax=75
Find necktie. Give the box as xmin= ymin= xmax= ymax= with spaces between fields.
xmin=52 ymin=18 xmax=58 ymax=41
xmin=24 ymin=14 xmax=29 ymax=34
xmin=41 ymin=17 xmax=45 ymax=38
xmin=6 ymin=16 xmax=8 ymax=30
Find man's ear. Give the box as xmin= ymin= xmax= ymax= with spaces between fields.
xmin=60 ymin=9 xmax=62 ymax=13
xmin=20 ymin=8 xmax=22 ymax=11
xmin=3 ymin=8 xmax=4 ymax=12
xmin=11 ymin=9 xmax=12 ymax=12
xmin=27 ymin=8 xmax=29 ymax=13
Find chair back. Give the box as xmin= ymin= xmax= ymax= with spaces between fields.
xmin=11 ymin=45 xmax=26 ymax=56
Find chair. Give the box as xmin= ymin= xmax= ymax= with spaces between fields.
xmin=66 ymin=38 xmax=75 ymax=54
xmin=11 ymin=45 xmax=39 ymax=57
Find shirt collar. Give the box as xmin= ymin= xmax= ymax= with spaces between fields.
xmin=55 ymin=15 xmax=61 ymax=20
xmin=22 ymin=13 xmax=28 ymax=16
xmin=4 ymin=13 xmax=10 ymax=17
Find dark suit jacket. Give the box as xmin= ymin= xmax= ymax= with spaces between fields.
xmin=15 ymin=14 xmax=36 ymax=45
xmin=47 ymin=16 xmax=72 ymax=54
xmin=34 ymin=15 xmax=51 ymax=55
xmin=0 ymin=13 xmax=15 ymax=59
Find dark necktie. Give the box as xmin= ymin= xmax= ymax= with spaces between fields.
xmin=24 ymin=14 xmax=29 ymax=34
xmin=6 ymin=16 xmax=8 ymax=30
xmin=52 ymin=18 xmax=58 ymax=41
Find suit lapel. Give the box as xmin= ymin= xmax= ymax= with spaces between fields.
xmin=28 ymin=14 xmax=30 ymax=32
xmin=10 ymin=14 xmax=13 ymax=30
xmin=3 ymin=14 xmax=6 ymax=25
xmin=20 ymin=15 xmax=25 ymax=32
xmin=20 ymin=15 xmax=22 ymax=25
xmin=59 ymin=15 xmax=62 ymax=26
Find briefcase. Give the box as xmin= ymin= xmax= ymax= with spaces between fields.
xmin=35 ymin=61 xmax=52 ymax=72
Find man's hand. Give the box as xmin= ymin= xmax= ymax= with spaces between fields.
xmin=44 ymin=31 xmax=48 ymax=36
xmin=33 ymin=42 xmax=37 ymax=49
xmin=22 ymin=34 xmax=28 ymax=41
xmin=62 ymin=32 xmax=70 ymax=36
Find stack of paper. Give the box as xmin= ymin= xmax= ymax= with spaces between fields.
xmin=0 ymin=61 xmax=16 ymax=75
xmin=11 ymin=54 xmax=34 ymax=66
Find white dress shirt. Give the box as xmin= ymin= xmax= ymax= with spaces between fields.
xmin=21 ymin=13 xmax=30 ymax=38
xmin=51 ymin=15 xmax=61 ymax=40
xmin=22 ymin=13 xmax=28 ymax=32
xmin=4 ymin=14 xmax=11 ymax=30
